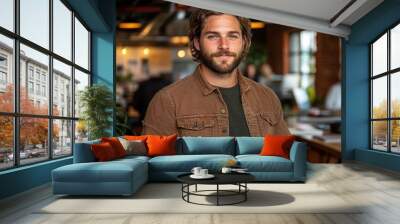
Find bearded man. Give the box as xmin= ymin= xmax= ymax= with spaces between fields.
xmin=142 ymin=9 xmax=289 ymax=136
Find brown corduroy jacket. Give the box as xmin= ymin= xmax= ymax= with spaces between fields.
xmin=142 ymin=66 xmax=290 ymax=136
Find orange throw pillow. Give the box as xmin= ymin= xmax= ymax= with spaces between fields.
xmin=124 ymin=135 xmax=148 ymax=141
xmin=101 ymin=137 xmax=126 ymax=158
xmin=91 ymin=142 xmax=117 ymax=161
xmin=260 ymin=135 xmax=295 ymax=159
xmin=146 ymin=134 xmax=177 ymax=157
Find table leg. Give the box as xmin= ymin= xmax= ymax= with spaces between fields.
xmin=245 ymin=183 xmax=247 ymax=201
xmin=188 ymin=184 xmax=190 ymax=202
xmin=217 ymin=184 xmax=219 ymax=206
xmin=181 ymin=184 xmax=183 ymax=199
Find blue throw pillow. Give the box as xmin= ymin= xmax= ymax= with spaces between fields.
xmin=73 ymin=139 xmax=100 ymax=163
xmin=178 ymin=137 xmax=235 ymax=155
xmin=235 ymin=137 xmax=264 ymax=155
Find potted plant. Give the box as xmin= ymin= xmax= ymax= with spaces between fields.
xmin=79 ymin=84 xmax=113 ymax=140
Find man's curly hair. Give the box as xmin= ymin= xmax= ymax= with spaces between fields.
xmin=188 ymin=8 xmax=252 ymax=62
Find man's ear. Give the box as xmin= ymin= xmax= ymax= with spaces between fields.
xmin=194 ymin=38 xmax=200 ymax=51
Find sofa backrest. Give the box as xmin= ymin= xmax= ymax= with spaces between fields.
xmin=73 ymin=139 xmax=100 ymax=163
xmin=73 ymin=136 xmax=265 ymax=162
xmin=235 ymin=137 xmax=264 ymax=155
xmin=176 ymin=137 xmax=236 ymax=155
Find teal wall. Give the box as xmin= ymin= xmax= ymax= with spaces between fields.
xmin=343 ymin=0 xmax=400 ymax=171
xmin=92 ymin=0 xmax=117 ymax=136
xmin=0 ymin=158 xmax=72 ymax=199
xmin=0 ymin=0 xmax=116 ymax=200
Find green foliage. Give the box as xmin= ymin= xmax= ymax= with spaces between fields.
xmin=115 ymin=104 xmax=131 ymax=136
xmin=245 ymin=45 xmax=267 ymax=68
xmin=79 ymin=84 xmax=113 ymax=140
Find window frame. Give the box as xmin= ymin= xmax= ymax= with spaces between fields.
xmin=289 ymin=31 xmax=317 ymax=88
xmin=0 ymin=0 xmax=92 ymax=171
xmin=369 ymin=20 xmax=400 ymax=154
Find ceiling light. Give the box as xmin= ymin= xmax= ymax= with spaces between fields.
xmin=119 ymin=22 xmax=142 ymax=29
xmin=250 ymin=22 xmax=265 ymax=29
xmin=176 ymin=11 xmax=186 ymax=20
xmin=170 ymin=36 xmax=189 ymax=45
xmin=177 ymin=50 xmax=186 ymax=58
xmin=143 ymin=48 xmax=150 ymax=56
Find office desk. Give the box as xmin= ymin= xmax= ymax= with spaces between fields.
xmin=295 ymin=135 xmax=341 ymax=163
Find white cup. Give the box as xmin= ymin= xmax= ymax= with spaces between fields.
xmin=191 ymin=167 xmax=202 ymax=176
xmin=200 ymin=169 xmax=208 ymax=176
xmin=221 ymin=167 xmax=232 ymax=174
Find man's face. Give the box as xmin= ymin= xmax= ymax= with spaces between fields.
xmin=195 ymin=14 xmax=245 ymax=75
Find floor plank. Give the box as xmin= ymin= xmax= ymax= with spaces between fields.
xmin=1 ymin=162 xmax=400 ymax=224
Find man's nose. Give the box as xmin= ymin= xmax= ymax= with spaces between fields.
xmin=218 ymin=37 xmax=229 ymax=49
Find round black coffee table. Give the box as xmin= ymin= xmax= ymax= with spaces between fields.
xmin=177 ymin=173 xmax=255 ymax=206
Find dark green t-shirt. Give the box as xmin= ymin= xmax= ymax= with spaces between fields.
xmin=219 ymin=84 xmax=250 ymax=136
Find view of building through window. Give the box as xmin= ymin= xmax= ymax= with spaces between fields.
xmin=371 ymin=23 xmax=400 ymax=153
xmin=0 ymin=0 xmax=90 ymax=170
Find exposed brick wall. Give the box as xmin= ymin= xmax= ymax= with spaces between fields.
xmin=266 ymin=24 xmax=299 ymax=74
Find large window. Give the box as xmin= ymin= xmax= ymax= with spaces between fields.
xmin=370 ymin=23 xmax=400 ymax=153
xmin=289 ymin=31 xmax=317 ymax=88
xmin=0 ymin=0 xmax=91 ymax=171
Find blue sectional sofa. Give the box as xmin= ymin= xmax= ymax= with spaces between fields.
xmin=52 ymin=137 xmax=307 ymax=196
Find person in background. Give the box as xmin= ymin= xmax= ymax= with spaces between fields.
xmin=244 ymin=63 xmax=259 ymax=82
xmin=258 ymin=62 xmax=282 ymax=98
xmin=259 ymin=63 xmax=273 ymax=84
xmin=132 ymin=73 xmax=172 ymax=123
xmin=325 ymin=81 xmax=341 ymax=112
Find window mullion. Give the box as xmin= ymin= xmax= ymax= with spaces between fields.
xmin=49 ymin=0 xmax=53 ymax=160
xmin=13 ymin=0 xmax=20 ymax=167
xmin=388 ymin=29 xmax=391 ymax=152
xmin=71 ymin=10 xmax=76 ymax=154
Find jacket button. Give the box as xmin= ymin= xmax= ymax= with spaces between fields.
xmin=221 ymin=109 xmax=226 ymax=113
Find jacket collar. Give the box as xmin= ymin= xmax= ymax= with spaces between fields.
xmin=194 ymin=65 xmax=251 ymax=96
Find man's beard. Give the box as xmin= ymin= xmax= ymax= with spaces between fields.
xmin=199 ymin=48 xmax=244 ymax=75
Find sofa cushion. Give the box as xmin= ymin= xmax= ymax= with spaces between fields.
xmin=236 ymin=155 xmax=293 ymax=172
xmin=235 ymin=137 xmax=264 ymax=155
xmin=114 ymin=155 xmax=150 ymax=164
xmin=177 ymin=137 xmax=235 ymax=155
xmin=52 ymin=158 xmax=147 ymax=183
xmin=73 ymin=139 xmax=100 ymax=163
xmin=148 ymin=154 xmax=235 ymax=172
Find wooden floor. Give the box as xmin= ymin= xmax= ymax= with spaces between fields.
xmin=1 ymin=162 xmax=400 ymax=224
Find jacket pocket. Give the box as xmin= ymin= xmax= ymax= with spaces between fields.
xmin=176 ymin=116 xmax=216 ymax=136
xmin=258 ymin=112 xmax=279 ymax=135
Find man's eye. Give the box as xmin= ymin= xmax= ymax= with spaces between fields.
xmin=228 ymin=35 xmax=239 ymax=39
xmin=207 ymin=35 xmax=217 ymax=39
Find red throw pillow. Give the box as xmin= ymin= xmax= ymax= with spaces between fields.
xmin=91 ymin=142 xmax=117 ymax=161
xmin=146 ymin=134 xmax=177 ymax=157
xmin=101 ymin=137 xmax=126 ymax=158
xmin=260 ymin=135 xmax=295 ymax=159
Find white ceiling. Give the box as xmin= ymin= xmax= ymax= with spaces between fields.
xmin=228 ymin=0 xmax=352 ymax=22
xmin=166 ymin=0 xmax=384 ymax=38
